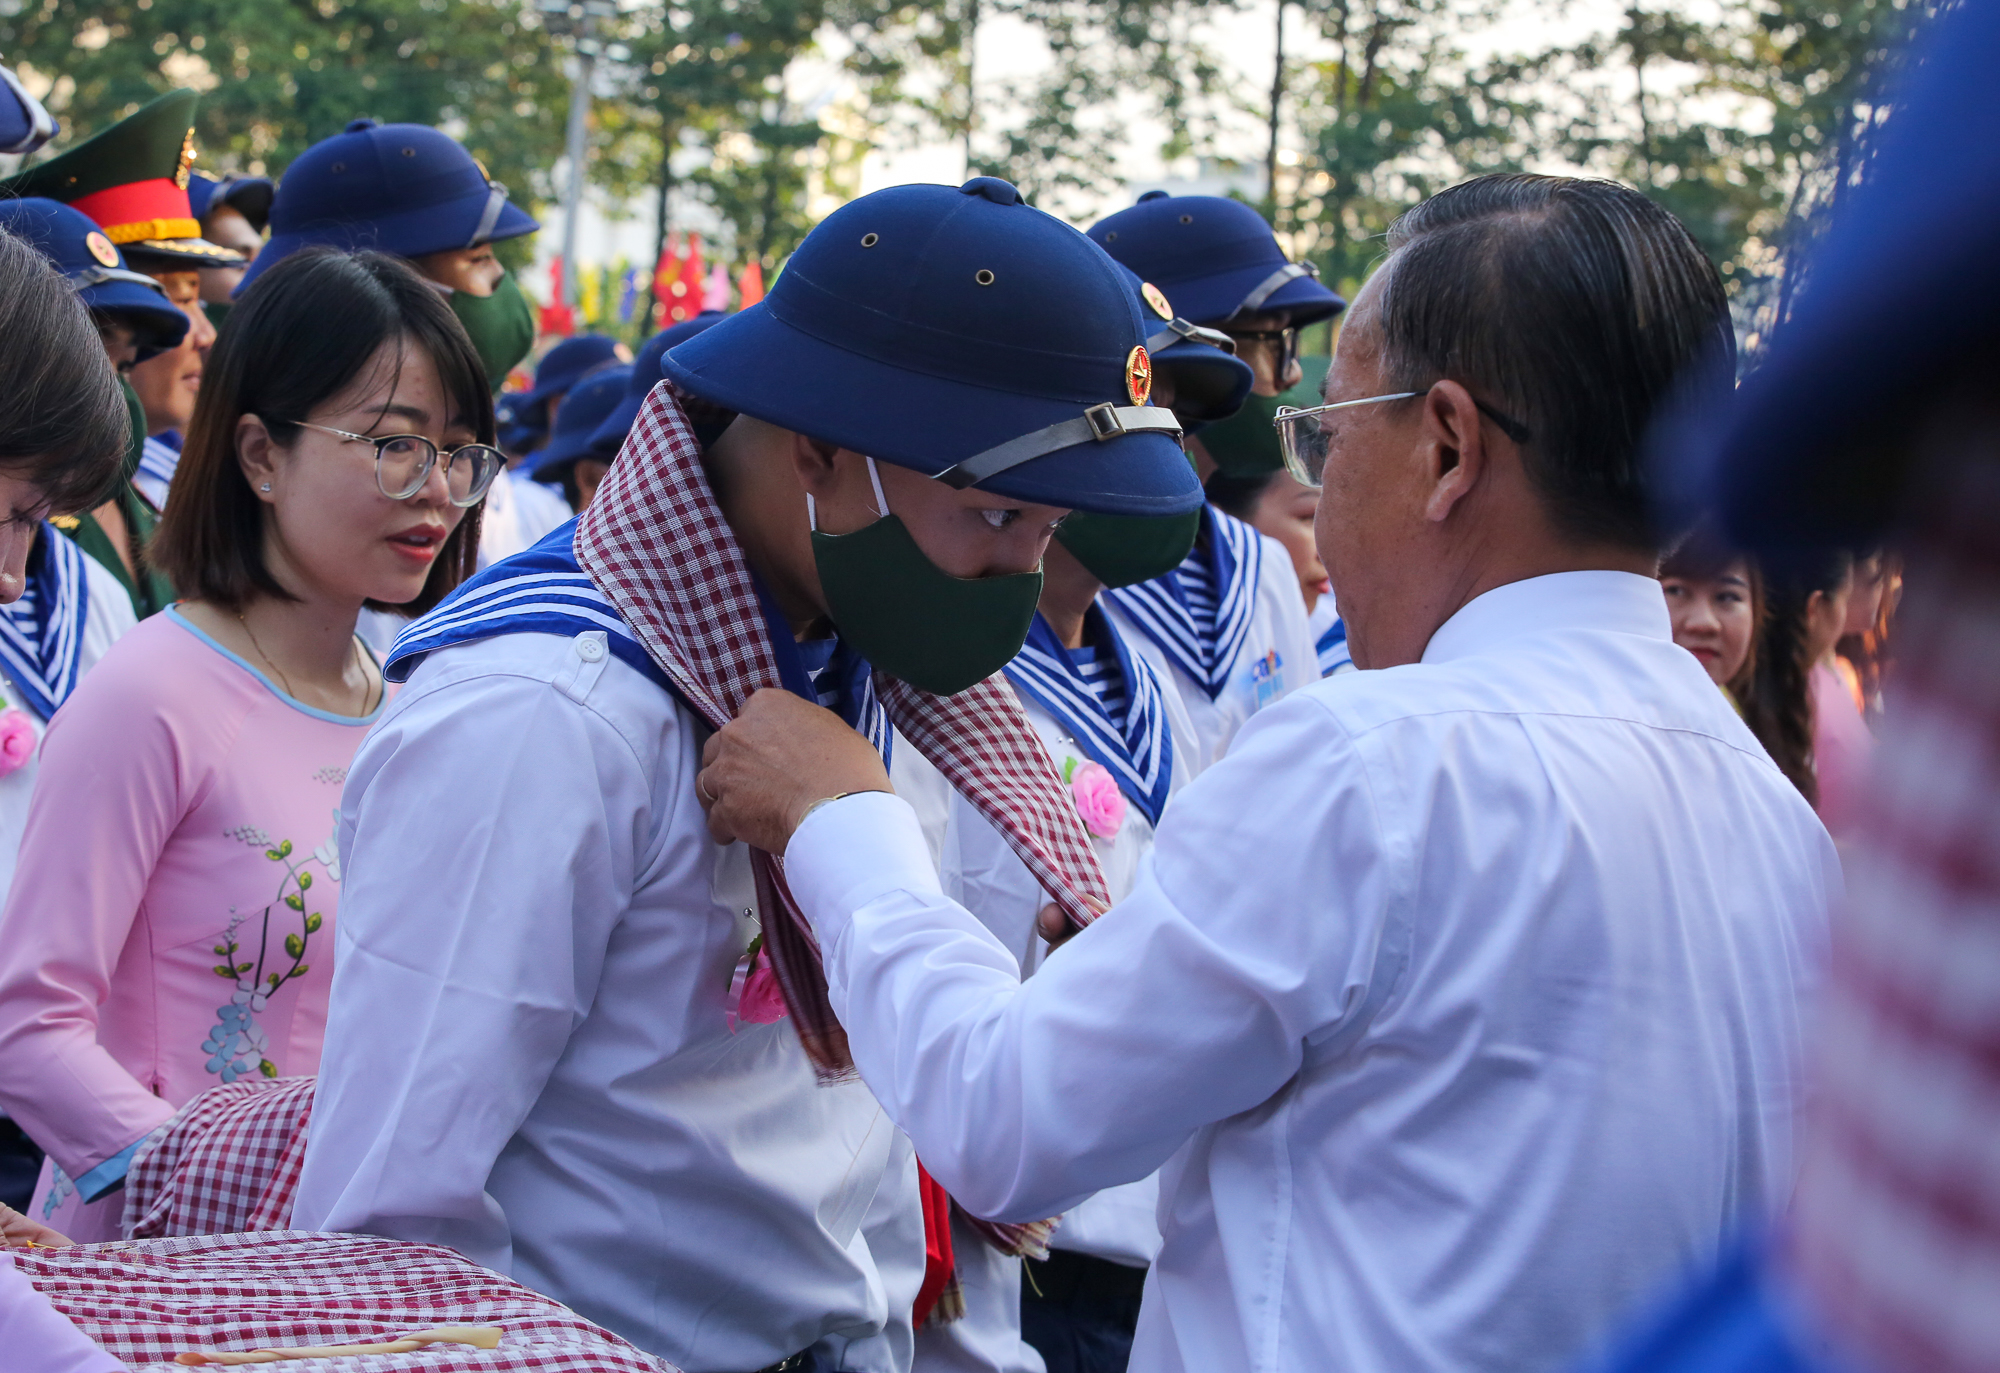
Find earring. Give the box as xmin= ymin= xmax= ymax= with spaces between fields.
xmin=260 ymin=483 xmax=272 ymax=492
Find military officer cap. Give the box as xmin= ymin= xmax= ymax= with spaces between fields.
xmin=0 ymin=197 xmax=190 ymax=361
xmin=0 ymin=89 xmax=245 ymax=268
xmin=0 ymin=63 xmax=56 ymax=155
xmin=237 ymin=119 xmax=538 ymax=293
xmin=187 ymin=171 xmax=276 ymax=234
xmin=590 ymin=312 xmax=727 ymax=458
xmin=665 ymin=176 xmax=1201 ymax=518
xmin=1088 ymin=192 xmax=1344 ymax=329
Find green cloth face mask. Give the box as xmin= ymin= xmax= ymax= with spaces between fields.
xmin=1194 ymin=390 xmax=1286 ymax=477
xmin=809 ymin=457 xmax=1043 ymax=697
xmin=1054 ymin=450 xmax=1202 ymax=587
xmin=447 ymin=271 xmax=536 ymax=390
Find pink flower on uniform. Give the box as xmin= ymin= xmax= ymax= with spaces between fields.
xmin=737 ymin=962 xmax=790 ymax=1024
xmin=1069 ymin=760 xmax=1127 ymax=839
xmin=0 ymin=709 xmax=35 ymax=778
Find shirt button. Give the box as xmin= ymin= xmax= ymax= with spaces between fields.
xmin=576 ymin=635 xmax=606 ymax=663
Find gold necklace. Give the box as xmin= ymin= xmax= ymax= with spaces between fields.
xmin=238 ymin=611 xmax=376 ymax=714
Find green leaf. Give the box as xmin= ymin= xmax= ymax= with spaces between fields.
xmin=292 ymin=964 xmax=310 ymax=977
xmin=236 ymin=962 xmax=253 ymax=974
xmin=213 ymin=964 xmax=236 ymax=978
xmin=297 ymin=871 xmax=312 ymax=890
xmin=304 ymin=913 xmax=323 ymax=934
xmin=267 ymin=973 xmax=282 ymax=988
xmin=277 ymin=839 xmax=294 ymax=858
xmin=284 ymin=893 xmax=304 ymax=911
xmin=259 ymin=1060 xmax=278 ymax=1079
xmin=213 ymin=944 xmax=229 ymax=955
xmin=284 ymin=933 xmax=304 ymax=959
xmin=265 ymin=849 xmax=281 ymax=861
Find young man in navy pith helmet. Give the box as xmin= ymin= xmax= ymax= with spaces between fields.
xmin=1084 ymin=193 xmax=1343 ymax=768
xmin=293 ymin=175 xmax=1199 ymax=1373
xmin=0 ymin=90 xmax=243 ymax=617
xmin=237 ymin=118 xmax=541 ymax=391
xmin=914 ymin=265 xmax=1251 ymax=1373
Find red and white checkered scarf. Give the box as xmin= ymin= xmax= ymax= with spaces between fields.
xmin=574 ymin=383 xmax=1112 ymax=1078
xmin=1783 ymin=454 xmax=2000 ymax=1373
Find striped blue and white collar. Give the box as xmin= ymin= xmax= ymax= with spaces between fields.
xmin=1103 ymin=505 xmax=1264 ymax=701
xmin=0 ymin=526 xmax=93 ymax=722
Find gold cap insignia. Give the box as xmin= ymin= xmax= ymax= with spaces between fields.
xmin=1141 ymin=282 xmax=1172 ymax=320
xmin=1125 ymin=346 xmax=1152 ymax=405
xmin=84 ymin=231 xmax=121 ymax=268
xmin=176 ymin=130 xmax=197 ymax=190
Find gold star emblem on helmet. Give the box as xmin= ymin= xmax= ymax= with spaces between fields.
xmin=85 ymin=231 xmax=121 ymax=267
xmin=1141 ymin=282 xmax=1173 ymax=321
xmin=1125 ymin=346 xmax=1153 ymax=405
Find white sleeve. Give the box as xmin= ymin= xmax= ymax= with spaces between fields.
xmin=292 ymin=643 xmax=662 ymax=1270
xmin=787 ymin=689 xmax=1398 ymax=1222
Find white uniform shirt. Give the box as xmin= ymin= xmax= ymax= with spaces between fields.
xmin=787 ymin=571 xmax=1836 ymax=1373
xmin=0 ymin=549 xmax=135 ymax=902
xmin=1105 ymin=519 xmax=1316 ymax=771
xmin=293 ymin=628 xmax=921 ymax=1373
xmin=918 ymin=685 xmax=1199 ymax=1373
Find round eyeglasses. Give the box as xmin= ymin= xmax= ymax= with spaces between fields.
xmin=291 ymin=422 xmax=504 ymax=508
xmin=1273 ymin=390 xmax=1533 ymax=488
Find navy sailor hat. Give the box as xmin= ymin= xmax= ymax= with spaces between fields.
xmin=1089 ymin=192 xmax=1345 ymax=329
xmin=663 ymin=177 xmax=1202 ymax=518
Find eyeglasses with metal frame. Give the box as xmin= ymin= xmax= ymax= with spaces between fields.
xmin=291 ymin=422 xmax=504 ymax=508
xmin=1273 ymin=389 xmax=1534 ymax=488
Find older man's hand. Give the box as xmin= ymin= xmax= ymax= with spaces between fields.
xmin=0 ymin=1200 xmax=73 ymax=1248
xmin=698 ymin=688 xmax=894 ymax=851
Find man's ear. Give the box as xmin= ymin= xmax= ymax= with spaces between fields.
xmin=236 ymin=413 xmax=282 ymax=504
xmin=1417 ymin=380 xmax=1488 ymax=524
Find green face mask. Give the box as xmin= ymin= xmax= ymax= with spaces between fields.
xmin=1055 ymin=461 xmax=1203 ymax=591
xmin=447 ymin=272 xmax=536 ymax=390
xmin=810 ymin=460 xmax=1043 ymax=697
xmin=1194 ymin=390 xmax=1286 ymax=477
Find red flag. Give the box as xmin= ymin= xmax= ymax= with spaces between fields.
xmin=737 ymin=260 xmax=766 ymax=309
xmin=538 ymin=258 xmax=574 ymax=337
xmin=663 ymin=233 xmax=704 ymax=323
xmin=652 ymin=237 xmax=682 ymax=310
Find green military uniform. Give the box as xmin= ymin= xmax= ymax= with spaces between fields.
xmin=5 ymin=91 xmax=241 ymax=619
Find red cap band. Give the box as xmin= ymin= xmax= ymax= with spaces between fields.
xmin=72 ymin=178 xmax=200 ymax=244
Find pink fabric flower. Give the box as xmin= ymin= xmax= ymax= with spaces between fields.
xmin=1069 ymin=760 xmax=1127 ymax=839
xmin=0 ymin=709 xmax=36 ymax=778
xmin=726 ymin=942 xmax=790 ymax=1031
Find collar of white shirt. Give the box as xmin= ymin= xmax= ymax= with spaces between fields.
xmin=1421 ymin=570 xmax=1671 ymax=665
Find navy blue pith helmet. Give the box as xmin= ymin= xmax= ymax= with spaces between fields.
xmin=188 ymin=172 xmax=277 ymax=234
xmin=0 ymin=198 xmax=190 ymax=361
xmin=529 ymin=365 xmax=633 ymax=480
xmin=1664 ymin=0 xmax=2000 ymax=555
xmin=517 ymin=334 xmax=625 ymax=431
xmin=590 ymin=311 xmax=727 ymax=456
xmin=664 ymin=177 xmax=1199 ymax=518
xmin=1089 ymin=192 xmax=1345 ymax=329
xmin=494 ymin=392 xmax=542 ymax=455
xmin=1116 ymin=262 xmax=1253 ymax=429
xmin=0 ymin=64 xmax=55 ymax=155
xmin=237 ymin=119 xmax=538 ymax=292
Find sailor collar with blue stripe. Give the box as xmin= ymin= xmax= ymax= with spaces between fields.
xmin=385 ymin=519 xmax=891 ymax=761
xmin=1316 ymin=614 xmax=1352 ymax=676
xmin=1004 ymin=604 xmax=1173 ymax=828
xmin=1102 ymin=504 xmax=1265 ymax=700
xmin=0 ymin=525 xmax=94 ymax=722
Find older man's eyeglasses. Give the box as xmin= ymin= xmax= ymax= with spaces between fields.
xmin=1273 ymin=391 xmax=1534 ymax=488
xmin=292 ymin=422 xmax=504 ymax=508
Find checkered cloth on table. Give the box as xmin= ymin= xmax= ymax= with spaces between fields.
xmin=12 ymin=1230 xmax=678 ymax=1370
xmin=122 ymin=1076 xmax=315 ymax=1240
xmin=574 ymin=382 xmax=1112 ymax=1082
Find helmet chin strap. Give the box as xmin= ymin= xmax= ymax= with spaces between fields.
xmin=807 ymin=454 xmax=891 ymax=532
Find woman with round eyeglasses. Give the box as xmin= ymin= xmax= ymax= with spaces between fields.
xmin=0 ymin=249 xmax=487 ymax=1241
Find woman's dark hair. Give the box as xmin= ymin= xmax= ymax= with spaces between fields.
xmin=1743 ymin=547 xmax=1854 ymax=807
xmin=154 ymin=248 xmax=491 ymax=615
xmin=1660 ymin=518 xmax=1764 ymax=702
xmin=0 ymin=229 xmax=131 ymax=515
xmin=1203 ymin=469 xmax=1276 ymax=522
xmin=1379 ymin=174 xmax=1734 ymax=554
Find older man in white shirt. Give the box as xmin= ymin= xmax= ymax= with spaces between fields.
xmin=695 ymin=173 xmax=1837 ymax=1373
